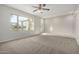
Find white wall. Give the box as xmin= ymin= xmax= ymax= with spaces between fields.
xmin=44 ymin=14 xmax=75 ymax=38
xmin=0 ymin=5 xmax=41 ymax=42
xmin=75 ymin=5 xmax=79 ymax=45
xmin=75 ymin=13 xmax=79 ymax=45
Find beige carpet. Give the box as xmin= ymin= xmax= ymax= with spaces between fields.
xmin=0 ymin=35 xmax=79 ymax=54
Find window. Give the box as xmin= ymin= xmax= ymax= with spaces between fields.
xmin=10 ymin=15 xmax=18 ymax=31
xmin=10 ymin=15 xmax=34 ymax=32
xmin=18 ymin=16 xmax=29 ymax=31
xmin=29 ymin=19 xmax=34 ymax=31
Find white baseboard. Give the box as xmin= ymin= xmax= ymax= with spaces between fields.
xmin=41 ymin=33 xmax=75 ymax=39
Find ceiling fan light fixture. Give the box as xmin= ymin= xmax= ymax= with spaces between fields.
xmin=37 ymin=9 xmax=44 ymax=13
xmin=33 ymin=4 xmax=50 ymax=14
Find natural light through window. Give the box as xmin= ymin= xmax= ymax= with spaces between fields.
xmin=10 ymin=15 xmax=34 ymax=32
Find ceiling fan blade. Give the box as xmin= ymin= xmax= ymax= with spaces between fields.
xmin=42 ymin=8 xmax=50 ymax=11
xmin=33 ymin=9 xmax=38 ymax=12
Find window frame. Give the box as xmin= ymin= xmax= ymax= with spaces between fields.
xmin=10 ymin=14 xmax=34 ymax=32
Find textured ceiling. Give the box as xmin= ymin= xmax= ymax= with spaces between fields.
xmin=5 ymin=4 xmax=76 ymax=18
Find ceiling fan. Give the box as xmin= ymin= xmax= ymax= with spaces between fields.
xmin=32 ymin=4 xmax=50 ymax=13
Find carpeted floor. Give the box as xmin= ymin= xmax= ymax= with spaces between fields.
xmin=0 ymin=35 xmax=79 ymax=54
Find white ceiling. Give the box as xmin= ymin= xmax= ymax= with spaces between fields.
xmin=5 ymin=4 xmax=77 ymax=18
